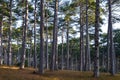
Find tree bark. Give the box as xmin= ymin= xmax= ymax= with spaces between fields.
xmin=33 ymin=0 xmax=37 ymax=69
xmin=66 ymin=21 xmax=69 ymax=70
xmin=85 ymin=0 xmax=91 ymax=71
xmin=39 ymin=0 xmax=44 ymax=74
xmin=0 ymin=17 xmax=3 ymax=65
xmin=51 ymin=0 xmax=58 ymax=71
xmin=45 ymin=2 xmax=49 ymax=70
xmin=4 ymin=48 xmax=7 ymax=65
xmin=61 ymin=27 xmax=64 ymax=70
xmin=79 ymin=6 xmax=84 ymax=71
xmin=8 ymin=0 xmax=12 ymax=66
xmin=107 ymin=24 xmax=110 ymax=72
xmin=94 ymin=0 xmax=100 ymax=77
xmin=20 ymin=0 xmax=28 ymax=69
xmin=108 ymin=0 xmax=116 ymax=76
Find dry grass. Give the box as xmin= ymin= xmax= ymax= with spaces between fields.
xmin=0 ymin=66 xmax=120 ymax=80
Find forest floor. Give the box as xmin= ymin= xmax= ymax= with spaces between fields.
xmin=0 ymin=66 xmax=120 ymax=80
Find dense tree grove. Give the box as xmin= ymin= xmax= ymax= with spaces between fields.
xmin=0 ymin=0 xmax=120 ymax=77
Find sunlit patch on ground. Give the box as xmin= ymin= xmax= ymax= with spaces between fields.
xmin=0 ymin=66 xmax=19 ymax=69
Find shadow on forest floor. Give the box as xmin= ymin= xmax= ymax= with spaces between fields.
xmin=0 ymin=66 xmax=120 ymax=80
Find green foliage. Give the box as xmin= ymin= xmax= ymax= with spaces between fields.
xmin=0 ymin=0 xmax=9 ymax=18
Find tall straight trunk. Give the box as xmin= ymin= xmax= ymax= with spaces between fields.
xmin=45 ymin=18 xmax=49 ymax=70
xmin=66 ymin=21 xmax=69 ymax=70
xmin=79 ymin=6 xmax=84 ymax=71
xmin=107 ymin=26 xmax=110 ymax=72
xmin=33 ymin=0 xmax=37 ymax=69
xmin=45 ymin=2 xmax=49 ymax=70
xmin=61 ymin=27 xmax=64 ymax=70
xmin=94 ymin=0 xmax=100 ymax=77
xmin=0 ymin=17 xmax=3 ymax=65
xmin=39 ymin=0 xmax=44 ymax=74
xmin=20 ymin=0 xmax=28 ymax=69
xmin=85 ymin=0 xmax=91 ymax=71
xmin=8 ymin=0 xmax=12 ymax=66
xmin=54 ymin=0 xmax=58 ymax=70
xmin=51 ymin=0 xmax=58 ymax=71
xmin=108 ymin=0 xmax=116 ymax=76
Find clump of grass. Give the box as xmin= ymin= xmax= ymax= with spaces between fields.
xmin=0 ymin=66 xmax=120 ymax=80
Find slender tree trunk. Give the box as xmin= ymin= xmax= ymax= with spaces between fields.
xmin=39 ymin=0 xmax=44 ymax=74
xmin=0 ymin=17 xmax=3 ymax=65
xmin=33 ymin=0 xmax=37 ymax=69
xmin=66 ymin=21 xmax=69 ymax=70
xmin=107 ymin=24 xmax=110 ymax=72
xmin=8 ymin=0 xmax=12 ymax=66
xmin=61 ymin=27 xmax=64 ymax=70
xmin=79 ymin=7 xmax=84 ymax=71
xmin=108 ymin=0 xmax=116 ymax=76
xmin=20 ymin=0 xmax=28 ymax=69
xmin=85 ymin=0 xmax=91 ymax=71
xmin=55 ymin=0 xmax=58 ymax=71
xmin=51 ymin=0 xmax=58 ymax=71
xmin=45 ymin=18 xmax=49 ymax=70
xmin=94 ymin=0 xmax=100 ymax=77
xmin=79 ymin=7 xmax=82 ymax=71
xmin=45 ymin=2 xmax=49 ymax=70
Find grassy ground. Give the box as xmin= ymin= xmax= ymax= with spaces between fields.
xmin=0 ymin=66 xmax=120 ymax=80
